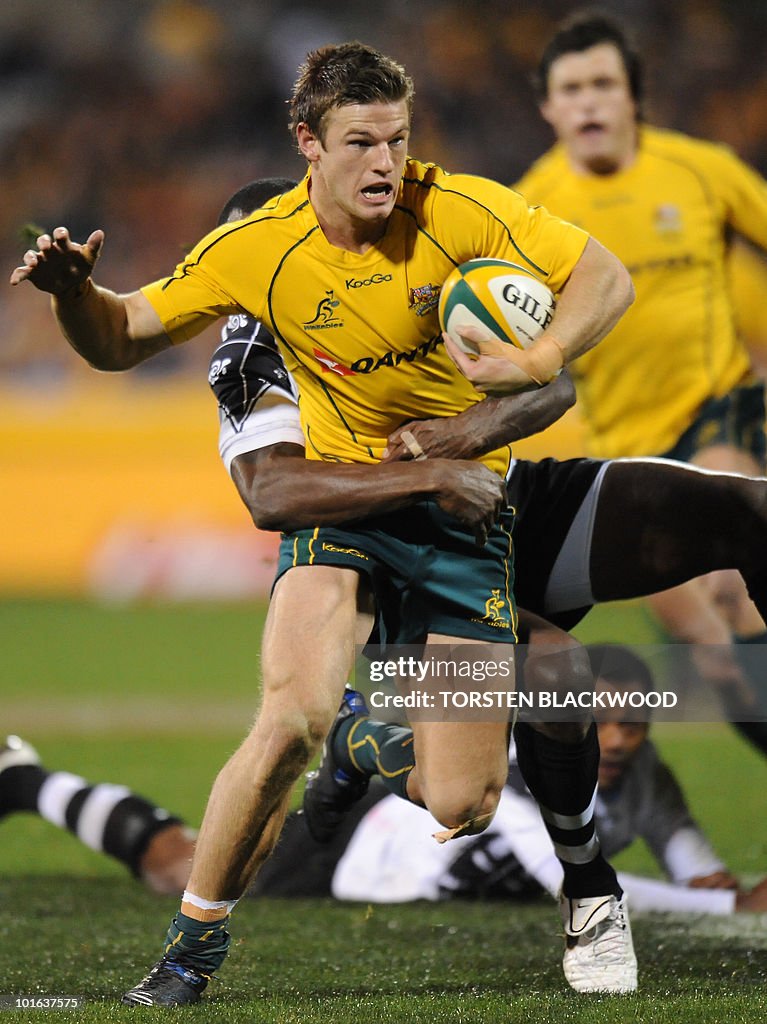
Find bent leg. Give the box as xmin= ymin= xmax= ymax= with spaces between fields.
xmin=589 ymin=457 xmax=767 ymax=608
xmin=404 ymin=635 xmax=510 ymax=837
xmin=590 ymin=456 xmax=767 ymax=753
xmin=409 ymin=717 xmax=509 ymax=838
xmin=514 ymin=611 xmax=620 ymax=899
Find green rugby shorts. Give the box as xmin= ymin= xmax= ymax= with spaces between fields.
xmin=275 ymin=501 xmax=517 ymax=646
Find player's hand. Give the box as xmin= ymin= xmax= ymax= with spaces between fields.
xmin=430 ymin=459 xmax=507 ymax=546
xmin=10 ymin=226 xmax=104 ymax=295
xmin=444 ymin=328 xmax=541 ymax=395
xmin=383 ymin=416 xmax=479 ymax=463
xmin=735 ymin=876 xmax=767 ymax=912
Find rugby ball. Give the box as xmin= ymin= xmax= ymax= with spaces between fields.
xmin=438 ymin=258 xmax=556 ymax=354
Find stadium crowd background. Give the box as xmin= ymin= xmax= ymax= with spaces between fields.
xmin=2 ymin=0 xmax=767 ymax=597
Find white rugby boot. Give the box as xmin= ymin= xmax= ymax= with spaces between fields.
xmin=560 ymin=893 xmax=638 ymax=993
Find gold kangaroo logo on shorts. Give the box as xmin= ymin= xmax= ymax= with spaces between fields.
xmin=473 ymin=588 xmax=510 ymax=629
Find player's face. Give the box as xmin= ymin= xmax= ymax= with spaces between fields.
xmin=540 ymin=43 xmax=638 ymax=175
xmin=298 ymin=101 xmax=410 ymax=249
xmin=595 ymin=680 xmax=649 ymax=790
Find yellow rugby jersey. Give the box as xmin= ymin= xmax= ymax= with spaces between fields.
xmin=729 ymin=240 xmax=767 ymax=361
xmin=142 ymin=160 xmax=587 ymax=474
xmin=516 ymin=127 xmax=767 ymax=458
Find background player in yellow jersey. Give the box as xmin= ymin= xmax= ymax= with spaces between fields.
xmin=461 ymin=12 xmax=767 ymax=747
xmin=10 ymin=43 xmax=635 ymax=1003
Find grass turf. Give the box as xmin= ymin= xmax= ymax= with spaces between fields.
xmin=3 ymin=598 xmax=767 ymax=1020
xmin=2 ymin=880 xmax=767 ymax=1022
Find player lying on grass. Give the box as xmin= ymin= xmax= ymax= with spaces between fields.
xmin=0 ymin=735 xmax=194 ymax=896
xmin=6 ymin=643 xmax=765 ymax=915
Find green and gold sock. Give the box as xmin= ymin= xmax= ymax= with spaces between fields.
xmin=334 ymin=717 xmax=415 ymax=800
xmin=163 ymin=912 xmax=231 ymax=975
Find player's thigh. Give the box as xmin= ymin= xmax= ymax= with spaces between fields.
xmin=691 ymin=445 xmax=766 ymax=627
xmin=261 ymin=564 xmax=362 ymax=713
xmin=517 ymin=609 xmax=592 ymax=698
xmin=591 ymin=456 xmax=767 ymax=600
xmin=589 ymin=459 xmax=731 ymax=598
xmin=510 ymin=457 xmax=606 ymax=625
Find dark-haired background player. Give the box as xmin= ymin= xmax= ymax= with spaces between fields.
xmin=507 ymin=12 xmax=767 ymax=742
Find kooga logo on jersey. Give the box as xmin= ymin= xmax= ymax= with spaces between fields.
xmin=345 ymin=273 xmax=393 ymax=289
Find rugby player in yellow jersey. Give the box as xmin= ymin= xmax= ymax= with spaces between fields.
xmin=10 ymin=43 xmax=635 ymax=1003
xmin=455 ymin=13 xmax=767 ymax=754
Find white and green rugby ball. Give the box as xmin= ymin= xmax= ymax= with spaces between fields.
xmin=438 ymin=258 xmax=555 ymax=354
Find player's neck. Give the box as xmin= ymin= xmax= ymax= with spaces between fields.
xmin=308 ymin=182 xmax=388 ymax=254
xmin=314 ymin=208 xmax=388 ymax=254
xmin=568 ymin=126 xmax=639 ymax=177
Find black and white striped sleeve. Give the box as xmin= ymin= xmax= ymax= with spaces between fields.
xmin=208 ymin=316 xmax=304 ymax=473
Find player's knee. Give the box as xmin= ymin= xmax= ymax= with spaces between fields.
xmin=524 ymin=640 xmax=593 ymax=703
xmin=260 ymin=699 xmax=337 ymax=774
xmin=426 ymin=777 xmax=503 ymax=832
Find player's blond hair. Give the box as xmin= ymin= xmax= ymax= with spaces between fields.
xmin=288 ymin=42 xmax=414 ymax=145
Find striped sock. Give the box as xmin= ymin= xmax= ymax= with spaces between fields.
xmin=33 ymin=770 xmax=183 ymax=877
xmin=513 ymin=721 xmax=621 ymax=899
xmin=0 ymin=762 xmax=46 ymax=814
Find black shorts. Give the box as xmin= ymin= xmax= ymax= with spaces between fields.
xmin=659 ymin=381 xmax=766 ymax=469
xmin=508 ymin=457 xmax=608 ymax=630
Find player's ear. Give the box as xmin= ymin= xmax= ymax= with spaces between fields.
xmin=539 ymin=98 xmax=554 ymax=128
xmin=296 ymin=123 xmax=321 ymax=162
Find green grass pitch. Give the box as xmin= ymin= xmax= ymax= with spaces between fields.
xmin=2 ymin=598 xmax=767 ymax=1021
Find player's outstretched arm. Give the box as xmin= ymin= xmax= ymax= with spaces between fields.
xmin=10 ymin=226 xmax=170 ymax=371
xmin=231 ymin=445 xmax=506 ymax=545
xmin=446 ymin=238 xmax=634 ymax=395
xmin=382 ymin=370 xmax=576 ymax=463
